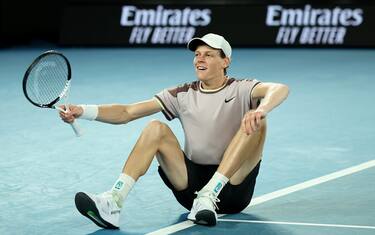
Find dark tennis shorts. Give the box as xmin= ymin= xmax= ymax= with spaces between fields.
xmin=158 ymin=154 xmax=261 ymax=214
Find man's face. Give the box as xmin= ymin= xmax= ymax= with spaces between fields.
xmin=193 ymin=45 xmax=229 ymax=82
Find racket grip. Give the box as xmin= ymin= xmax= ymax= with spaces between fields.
xmin=70 ymin=120 xmax=82 ymax=137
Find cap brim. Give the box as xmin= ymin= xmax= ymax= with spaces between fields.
xmin=187 ymin=38 xmax=221 ymax=52
xmin=187 ymin=38 xmax=203 ymax=51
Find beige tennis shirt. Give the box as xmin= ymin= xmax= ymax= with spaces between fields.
xmin=155 ymin=78 xmax=261 ymax=165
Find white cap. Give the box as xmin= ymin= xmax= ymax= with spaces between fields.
xmin=187 ymin=33 xmax=232 ymax=58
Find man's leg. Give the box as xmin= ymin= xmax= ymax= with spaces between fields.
xmin=190 ymin=120 xmax=266 ymax=226
xmin=122 ymin=120 xmax=187 ymax=190
xmin=218 ymin=119 xmax=266 ymax=185
xmin=75 ymin=120 xmax=187 ymax=229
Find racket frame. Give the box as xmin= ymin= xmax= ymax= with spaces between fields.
xmin=22 ymin=50 xmax=82 ymax=137
xmin=22 ymin=50 xmax=72 ymax=109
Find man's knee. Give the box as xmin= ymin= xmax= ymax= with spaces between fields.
xmin=239 ymin=119 xmax=267 ymax=141
xmin=258 ymin=120 xmax=267 ymax=137
xmin=250 ymin=121 xmax=266 ymax=147
xmin=143 ymin=119 xmax=169 ymax=141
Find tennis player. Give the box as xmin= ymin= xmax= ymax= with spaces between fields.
xmin=60 ymin=33 xmax=289 ymax=229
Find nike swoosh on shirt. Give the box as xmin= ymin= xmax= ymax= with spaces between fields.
xmin=225 ymin=97 xmax=235 ymax=103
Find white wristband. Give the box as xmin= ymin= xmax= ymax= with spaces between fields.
xmin=78 ymin=105 xmax=98 ymax=121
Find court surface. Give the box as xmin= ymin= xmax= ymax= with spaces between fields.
xmin=0 ymin=46 xmax=374 ymax=234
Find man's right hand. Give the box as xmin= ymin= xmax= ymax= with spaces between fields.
xmin=59 ymin=105 xmax=83 ymax=124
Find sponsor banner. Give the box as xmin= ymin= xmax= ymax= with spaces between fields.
xmin=60 ymin=3 xmax=375 ymax=47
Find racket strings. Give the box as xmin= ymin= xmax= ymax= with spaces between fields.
xmin=25 ymin=54 xmax=69 ymax=105
xmin=27 ymin=58 xmax=65 ymax=103
xmin=42 ymin=56 xmax=67 ymax=99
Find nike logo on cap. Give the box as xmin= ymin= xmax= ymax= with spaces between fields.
xmin=225 ymin=97 xmax=235 ymax=103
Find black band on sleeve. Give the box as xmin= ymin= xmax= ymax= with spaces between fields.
xmin=154 ymin=95 xmax=175 ymax=121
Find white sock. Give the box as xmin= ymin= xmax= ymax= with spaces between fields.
xmin=201 ymin=172 xmax=229 ymax=197
xmin=111 ymin=173 xmax=135 ymax=208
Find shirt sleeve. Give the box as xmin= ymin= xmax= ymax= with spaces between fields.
xmin=238 ymin=79 xmax=262 ymax=110
xmin=154 ymin=88 xmax=180 ymax=121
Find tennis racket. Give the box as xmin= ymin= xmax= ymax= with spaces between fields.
xmin=22 ymin=50 xmax=82 ymax=137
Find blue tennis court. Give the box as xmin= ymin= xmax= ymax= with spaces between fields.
xmin=0 ymin=47 xmax=374 ymax=234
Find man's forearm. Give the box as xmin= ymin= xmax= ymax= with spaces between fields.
xmin=95 ymin=104 xmax=133 ymax=124
xmin=93 ymin=99 xmax=162 ymax=124
xmin=256 ymin=84 xmax=289 ymax=114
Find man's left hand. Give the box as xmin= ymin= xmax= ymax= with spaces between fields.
xmin=241 ymin=109 xmax=266 ymax=135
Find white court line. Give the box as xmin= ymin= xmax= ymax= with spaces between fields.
xmin=146 ymin=159 xmax=375 ymax=235
xmin=249 ymin=159 xmax=375 ymax=206
xmin=218 ymin=219 xmax=375 ymax=230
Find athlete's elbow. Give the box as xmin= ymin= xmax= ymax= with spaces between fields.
xmin=111 ymin=105 xmax=133 ymax=124
xmin=118 ymin=110 xmax=133 ymax=124
xmin=277 ymin=84 xmax=290 ymax=100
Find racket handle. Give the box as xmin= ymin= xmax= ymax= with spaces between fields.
xmin=55 ymin=106 xmax=83 ymax=137
xmin=70 ymin=120 xmax=82 ymax=137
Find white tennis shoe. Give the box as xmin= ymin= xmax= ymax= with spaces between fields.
xmin=75 ymin=191 xmax=121 ymax=229
xmin=187 ymin=190 xmax=219 ymax=226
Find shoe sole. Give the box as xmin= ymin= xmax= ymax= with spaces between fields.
xmin=75 ymin=192 xmax=119 ymax=229
xmin=195 ymin=210 xmax=216 ymax=226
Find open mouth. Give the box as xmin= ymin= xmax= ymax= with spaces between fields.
xmin=197 ymin=66 xmax=207 ymax=71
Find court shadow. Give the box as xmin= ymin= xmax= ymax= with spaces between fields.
xmin=85 ymin=213 xmax=190 ymax=235
xmin=176 ymin=212 xmax=190 ymax=222
xmin=86 ymin=229 xmax=143 ymax=235
xmin=217 ymin=213 xmax=292 ymax=235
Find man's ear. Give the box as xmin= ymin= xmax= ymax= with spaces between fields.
xmin=223 ymin=57 xmax=231 ymax=69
